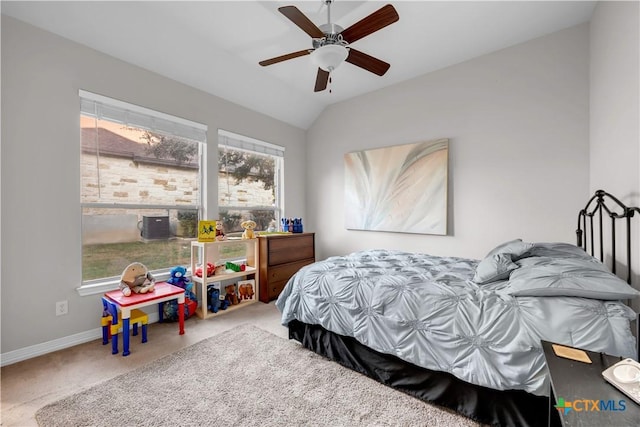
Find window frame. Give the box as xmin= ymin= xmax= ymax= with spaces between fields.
xmin=77 ymin=91 xmax=207 ymax=296
xmin=217 ymin=129 xmax=285 ymax=235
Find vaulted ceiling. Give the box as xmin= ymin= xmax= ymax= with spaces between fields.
xmin=1 ymin=1 xmax=597 ymax=129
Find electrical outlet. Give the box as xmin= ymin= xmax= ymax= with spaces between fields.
xmin=56 ymin=300 xmax=68 ymax=316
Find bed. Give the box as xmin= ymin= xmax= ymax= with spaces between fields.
xmin=275 ymin=190 xmax=640 ymax=427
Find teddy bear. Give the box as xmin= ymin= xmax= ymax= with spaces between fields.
xmin=163 ymin=265 xmax=197 ymax=320
xmin=224 ymin=284 xmax=239 ymax=305
xmin=241 ymin=220 xmax=256 ymax=239
xmin=119 ymin=262 xmax=155 ymax=296
xmin=166 ymin=265 xmax=196 ymax=303
xmin=167 ymin=265 xmax=190 ymax=288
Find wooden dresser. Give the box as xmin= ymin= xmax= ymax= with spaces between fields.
xmin=258 ymin=232 xmax=315 ymax=303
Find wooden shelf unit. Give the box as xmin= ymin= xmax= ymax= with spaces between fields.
xmin=190 ymin=238 xmax=259 ymax=319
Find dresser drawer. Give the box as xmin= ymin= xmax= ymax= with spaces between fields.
xmin=265 ymin=260 xmax=314 ymax=299
xmin=266 ymin=279 xmax=288 ymax=301
xmin=267 ymin=259 xmax=314 ymax=282
xmin=268 ymin=235 xmax=315 ymax=266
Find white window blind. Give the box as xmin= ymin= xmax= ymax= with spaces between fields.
xmin=218 ymin=129 xmax=285 ymax=157
xmin=79 ymin=90 xmax=207 ymax=142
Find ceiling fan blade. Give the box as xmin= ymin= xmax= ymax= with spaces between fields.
xmin=314 ymin=69 xmax=330 ymax=92
xmin=279 ymin=6 xmax=324 ymax=39
xmin=346 ymin=49 xmax=390 ymax=76
xmin=259 ymin=49 xmax=310 ymax=66
xmin=340 ymin=4 xmax=399 ymax=44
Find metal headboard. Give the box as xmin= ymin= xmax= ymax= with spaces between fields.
xmin=576 ymin=189 xmax=640 ymax=360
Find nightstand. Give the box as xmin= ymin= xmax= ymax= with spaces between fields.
xmin=258 ymin=232 xmax=315 ymax=303
xmin=542 ymin=340 xmax=640 ymax=426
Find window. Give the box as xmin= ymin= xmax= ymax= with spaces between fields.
xmin=218 ymin=129 xmax=284 ymax=236
xmin=79 ymin=90 xmax=207 ymax=291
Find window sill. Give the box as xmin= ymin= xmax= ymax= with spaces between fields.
xmin=76 ymin=272 xmax=171 ymax=296
xmin=76 ymin=279 xmax=119 ymax=296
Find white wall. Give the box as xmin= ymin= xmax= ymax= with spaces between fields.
xmin=307 ymin=24 xmax=590 ymax=261
xmin=590 ymin=2 xmax=639 ymax=200
xmin=0 ymin=16 xmax=306 ymax=356
xmin=589 ymin=1 xmax=640 ymax=302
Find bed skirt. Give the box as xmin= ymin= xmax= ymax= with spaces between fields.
xmin=288 ymin=319 xmax=560 ymax=427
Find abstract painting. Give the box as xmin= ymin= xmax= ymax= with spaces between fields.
xmin=344 ymin=138 xmax=448 ymax=235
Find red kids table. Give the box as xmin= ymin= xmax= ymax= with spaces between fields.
xmin=104 ymin=282 xmax=185 ymax=356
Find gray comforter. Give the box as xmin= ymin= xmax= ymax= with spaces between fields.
xmin=276 ymin=242 xmax=639 ymax=396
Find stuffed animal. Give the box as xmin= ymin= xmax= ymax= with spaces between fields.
xmin=238 ymin=282 xmax=254 ymax=300
xmin=207 ymin=285 xmax=221 ymax=313
xmin=241 ymin=220 xmax=256 ymax=239
xmin=163 ymin=265 xmax=197 ymax=321
xmin=215 ymin=222 xmax=226 ymax=241
xmin=119 ymin=262 xmax=155 ymax=296
xmin=167 ymin=265 xmax=190 ymax=288
xmin=225 ymin=284 xmax=239 ymax=305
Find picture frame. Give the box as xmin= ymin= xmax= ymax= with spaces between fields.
xmin=344 ymin=138 xmax=448 ymax=235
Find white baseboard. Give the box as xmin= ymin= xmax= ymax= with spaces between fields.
xmin=1 ymin=312 xmax=161 ymax=367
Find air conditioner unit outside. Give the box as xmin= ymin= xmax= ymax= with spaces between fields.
xmin=141 ymin=216 xmax=170 ymax=240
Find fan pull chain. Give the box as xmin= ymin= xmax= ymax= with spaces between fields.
xmin=329 ymin=75 xmax=333 ymax=93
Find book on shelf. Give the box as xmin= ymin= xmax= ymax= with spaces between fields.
xmin=198 ymin=220 xmax=217 ymax=242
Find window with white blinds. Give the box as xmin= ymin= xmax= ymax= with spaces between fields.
xmin=80 ymin=90 xmax=207 ymax=142
xmin=218 ymin=129 xmax=284 ymax=235
xmin=79 ymin=90 xmax=207 ymax=288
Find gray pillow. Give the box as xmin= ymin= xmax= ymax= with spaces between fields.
xmin=485 ymin=238 xmax=534 ymax=260
xmin=524 ymin=242 xmax=592 ymax=260
xmin=472 ymin=239 xmax=533 ymax=285
xmin=473 ymin=253 xmax=519 ymax=285
xmin=507 ymin=258 xmax=640 ymax=300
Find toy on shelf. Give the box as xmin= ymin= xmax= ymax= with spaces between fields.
xmin=119 ymin=262 xmax=155 ymax=296
xmin=241 ymin=220 xmax=256 ymax=239
xmin=225 ymin=261 xmax=246 ymax=273
xmin=195 ymin=262 xmax=215 ymax=278
xmin=215 ymin=222 xmax=226 ymax=241
xmin=225 ymin=284 xmax=239 ymax=305
xmin=207 ymin=285 xmax=220 ymax=313
xmin=281 ymin=217 xmax=303 ymax=233
xmin=207 ymin=285 xmax=230 ymax=313
xmin=198 ymin=220 xmax=217 ymax=242
xmin=238 ymin=280 xmax=255 ymax=300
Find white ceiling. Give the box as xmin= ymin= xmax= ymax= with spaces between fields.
xmin=1 ymin=1 xmax=597 ymax=129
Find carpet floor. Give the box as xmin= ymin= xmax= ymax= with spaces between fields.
xmin=35 ymin=324 xmax=481 ymax=426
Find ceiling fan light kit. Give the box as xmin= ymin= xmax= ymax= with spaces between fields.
xmin=310 ymin=44 xmax=349 ymax=72
xmin=259 ymin=0 xmax=399 ymax=93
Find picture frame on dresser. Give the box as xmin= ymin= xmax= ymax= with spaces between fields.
xmin=258 ymin=232 xmax=315 ymax=303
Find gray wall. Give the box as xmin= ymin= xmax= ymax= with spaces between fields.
xmin=306 ymin=24 xmax=590 ymax=261
xmin=3 ymin=3 xmax=639 ymax=361
xmin=0 ymin=16 xmax=306 ymax=355
xmin=589 ymin=1 xmax=640 ymax=307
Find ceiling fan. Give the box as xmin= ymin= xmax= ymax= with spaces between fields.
xmin=259 ymin=0 xmax=399 ymax=92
